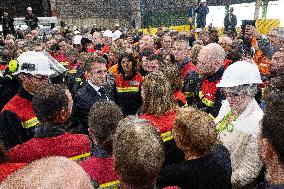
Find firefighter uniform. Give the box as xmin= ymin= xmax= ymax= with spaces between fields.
xmin=139 ymin=112 xmax=185 ymax=166
xmin=7 ymin=130 xmax=91 ymax=163
xmin=80 ymin=149 xmax=119 ymax=189
xmin=184 ymin=66 xmax=226 ymax=118
xmin=0 ymin=88 xmax=39 ymax=149
xmin=115 ymin=74 xmax=143 ymax=117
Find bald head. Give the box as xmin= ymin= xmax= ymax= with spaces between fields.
xmin=113 ymin=116 xmax=165 ymax=189
xmin=0 ymin=157 xmax=94 ymax=189
xmin=197 ymin=43 xmax=226 ymax=76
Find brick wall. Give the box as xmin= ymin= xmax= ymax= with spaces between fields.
xmin=55 ymin=0 xmax=134 ymax=28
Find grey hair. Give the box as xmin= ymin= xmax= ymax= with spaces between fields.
xmin=277 ymin=29 xmax=284 ymax=41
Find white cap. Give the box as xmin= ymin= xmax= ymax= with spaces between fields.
xmin=73 ymin=30 xmax=80 ymax=35
xmin=200 ymin=0 xmax=206 ymax=3
xmin=73 ymin=35 xmax=82 ymax=44
xmin=103 ymin=30 xmax=113 ymax=38
xmin=115 ymin=23 xmax=120 ymax=27
xmin=217 ymin=61 xmax=262 ymax=88
xmin=15 ymin=51 xmax=66 ymax=76
xmin=27 ymin=7 xmax=32 ymax=11
xmin=52 ymin=27 xmax=59 ymax=32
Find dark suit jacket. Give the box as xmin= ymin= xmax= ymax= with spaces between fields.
xmin=69 ymin=82 xmax=111 ymax=134
xmin=224 ymin=13 xmax=237 ymax=31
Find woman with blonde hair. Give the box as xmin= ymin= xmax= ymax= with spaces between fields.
xmin=139 ymin=72 xmax=183 ymax=165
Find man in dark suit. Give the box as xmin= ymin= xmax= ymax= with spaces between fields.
xmin=69 ymin=57 xmax=112 ymax=134
xmin=1 ymin=10 xmax=16 ymax=37
xmin=224 ymin=7 xmax=237 ymax=36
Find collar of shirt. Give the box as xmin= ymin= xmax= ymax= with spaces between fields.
xmin=87 ymin=80 xmax=101 ymax=93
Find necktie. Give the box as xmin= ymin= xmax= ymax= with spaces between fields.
xmin=98 ymin=87 xmax=107 ymax=100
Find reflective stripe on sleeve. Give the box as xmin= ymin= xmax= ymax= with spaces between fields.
xmin=116 ymin=87 xmax=139 ymax=93
xmin=99 ymin=180 xmax=120 ymax=189
xmin=69 ymin=152 xmax=91 ymax=161
xmin=22 ymin=117 xmax=39 ymax=129
xmin=160 ymin=131 xmax=173 ymax=142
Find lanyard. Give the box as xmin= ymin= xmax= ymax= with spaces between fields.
xmin=216 ymin=110 xmax=238 ymax=132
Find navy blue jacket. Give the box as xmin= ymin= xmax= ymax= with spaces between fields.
xmin=195 ymin=6 xmax=209 ymax=28
xmin=69 ymin=82 xmax=111 ymax=134
xmin=224 ymin=13 xmax=237 ymax=31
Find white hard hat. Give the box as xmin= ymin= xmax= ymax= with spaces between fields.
xmin=27 ymin=7 xmax=32 ymax=11
xmin=103 ymin=30 xmax=113 ymax=38
xmin=73 ymin=35 xmax=82 ymax=44
xmin=200 ymin=0 xmax=206 ymax=3
xmin=112 ymin=30 xmax=122 ymax=40
xmin=73 ymin=30 xmax=80 ymax=35
xmin=217 ymin=61 xmax=262 ymax=88
xmin=15 ymin=51 xmax=66 ymax=76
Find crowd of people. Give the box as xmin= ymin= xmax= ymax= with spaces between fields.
xmin=0 ymin=5 xmax=284 ymax=188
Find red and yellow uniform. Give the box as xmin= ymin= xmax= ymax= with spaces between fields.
xmin=81 ymin=157 xmax=119 ymax=189
xmin=0 ymin=88 xmax=40 ymax=149
xmin=7 ymin=132 xmax=90 ymax=163
xmin=115 ymin=74 xmax=143 ymax=117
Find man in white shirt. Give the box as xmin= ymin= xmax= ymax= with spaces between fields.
xmin=215 ymin=60 xmax=264 ymax=188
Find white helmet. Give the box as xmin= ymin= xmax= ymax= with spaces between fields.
xmin=103 ymin=30 xmax=113 ymax=38
xmin=112 ymin=30 xmax=122 ymax=40
xmin=15 ymin=51 xmax=66 ymax=76
xmin=217 ymin=60 xmax=262 ymax=88
xmin=200 ymin=0 xmax=206 ymax=3
xmin=73 ymin=35 xmax=82 ymax=44
xmin=27 ymin=7 xmax=32 ymax=11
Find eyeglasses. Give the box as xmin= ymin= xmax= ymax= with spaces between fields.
xmin=221 ymin=88 xmax=240 ymax=97
xmin=32 ymin=75 xmax=50 ymax=81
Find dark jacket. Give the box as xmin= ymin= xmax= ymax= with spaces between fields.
xmin=24 ymin=14 xmax=38 ymax=30
xmin=157 ymin=144 xmax=232 ymax=189
xmin=224 ymin=13 xmax=237 ymax=32
xmin=257 ymin=183 xmax=284 ymax=189
xmin=188 ymin=5 xmax=195 ymax=18
xmin=69 ymin=82 xmax=111 ymax=134
xmin=195 ymin=6 xmax=209 ymax=28
xmin=2 ymin=15 xmax=16 ymax=36
xmin=0 ymin=75 xmax=20 ymax=111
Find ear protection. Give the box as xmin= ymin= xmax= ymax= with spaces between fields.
xmin=8 ymin=59 xmax=19 ymax=73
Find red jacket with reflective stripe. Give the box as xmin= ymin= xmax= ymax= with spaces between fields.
xmin=2 ymin=94 xmax=39 ymax=129
xmin=139 ymin=112 xmax=176 ymax=134
xmin=115 ymin=74 xmax=143 ymax=116
xmin=180 ymin=61 xmax=198 ymax=80
xmin=174 ymin=90 xmax=187 ymax=107
xmin=80 ymin=157 xmax=118 ymax=186
xmin=7 ymin=132 xmax=90 ymax=163
xmin=0 ymin=163 xmax=27 ymax=182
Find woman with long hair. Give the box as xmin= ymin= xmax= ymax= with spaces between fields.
xmin=139 ymin=72 xmax=183 ymax=165
xmin=114 ymin=53 xmax=143 ymax=117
